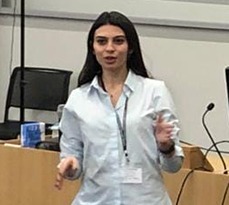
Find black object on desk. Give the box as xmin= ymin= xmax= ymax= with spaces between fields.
xmin=35 ymin=137 xmax=60 ymax=152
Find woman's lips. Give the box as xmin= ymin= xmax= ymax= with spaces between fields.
xmin=104 ymin=56 xmax=117 ymax=64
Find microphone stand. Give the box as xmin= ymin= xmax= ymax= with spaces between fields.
xmin=202 ymin=108 xmax=228 ymax=174
xmin=20 ymin=0 xmax=25 ymax=124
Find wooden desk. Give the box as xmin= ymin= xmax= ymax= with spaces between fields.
xmin=164 ymin=169 xmax=229 ymax=205
xmin=0 ymin=144 xmax=229 ymax=205
xmin=0 ymin=145 xmax=79 ymax=205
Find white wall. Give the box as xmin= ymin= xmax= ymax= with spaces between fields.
xmin=24 ymin=0 xmax=229 ymax=28
xmin=1 ymin=10 xmax=229 ymax=150
xmin=141 ymin=36 xmax=229 ymax=149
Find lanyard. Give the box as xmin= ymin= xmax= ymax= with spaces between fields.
xmin=115 ymin=97 xmax=129 ymax=162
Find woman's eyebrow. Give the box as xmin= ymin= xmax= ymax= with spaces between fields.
xmin=95 ymin=35 xmax=126 ymax=38
xmin=113 ymin=35 xmax=126 ymax=38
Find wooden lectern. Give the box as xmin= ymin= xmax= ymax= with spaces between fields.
xmin=182 ymin=144 xmax=214 ymax=171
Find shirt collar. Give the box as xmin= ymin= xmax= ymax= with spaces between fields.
xmin=87 ymin=70 xmax=141 ymax=97
xmin=124 ymin=69 xmax=139 ymax=93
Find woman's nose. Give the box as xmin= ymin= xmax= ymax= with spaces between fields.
xmin=105 ymin=41 xmax=115 ymax=51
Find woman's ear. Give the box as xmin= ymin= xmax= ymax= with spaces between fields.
xmin=128 ymin=49 xmax=133 ymax=59
xmin=128 ymin=49 xmax=133 ymax=55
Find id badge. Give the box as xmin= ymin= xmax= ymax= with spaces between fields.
xmin=121 ymin=166 xmax=142 ymax=184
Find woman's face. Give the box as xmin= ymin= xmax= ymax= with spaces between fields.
xmin=93 ymin=24 xmax=129 ymax=72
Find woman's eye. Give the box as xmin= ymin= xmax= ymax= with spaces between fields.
xmin=95 ymin=37 xmax=126 ymax=46
xmin=96 ymin=39 xmax=107 ymax=45
xmin=113 ymin=38 xmax=126 ymax=45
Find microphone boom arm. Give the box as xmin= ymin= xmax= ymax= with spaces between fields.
xmin=202 ymin=109 xmax=228 ymax=174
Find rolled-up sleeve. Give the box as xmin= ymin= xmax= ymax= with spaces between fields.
xmin=160 ymin=145 xmax=184 ymax=173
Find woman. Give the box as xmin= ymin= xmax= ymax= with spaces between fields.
xmin=55 ymin=11 xmax=184 ymax=205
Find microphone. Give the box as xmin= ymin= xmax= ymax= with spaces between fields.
xmin=207 ymin=102 xmax=214 ymax=111
xmin=202 ymin=103 xmax=228 ymax=174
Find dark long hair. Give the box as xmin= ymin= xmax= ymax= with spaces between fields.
xmin=78 ymin=11 xmax=149 ymax=87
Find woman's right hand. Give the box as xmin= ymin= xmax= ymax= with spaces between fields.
xmin=54 ymin=156 xmax=78 ymax=190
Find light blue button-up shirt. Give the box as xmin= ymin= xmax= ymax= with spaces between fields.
xmin=60 ymin=70 xmax=184 ymax=205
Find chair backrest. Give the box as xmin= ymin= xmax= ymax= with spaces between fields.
xmin=4 ymin=67 xmax=73 ymax=122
